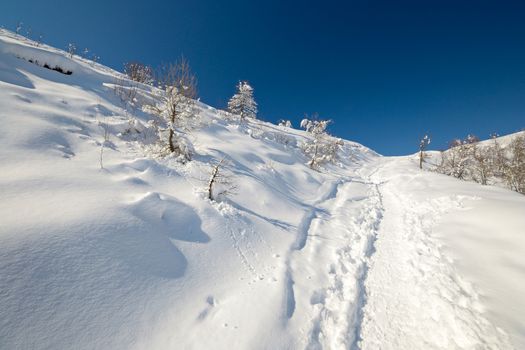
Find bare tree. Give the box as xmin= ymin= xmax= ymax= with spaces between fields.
xmin=488 ymin=133 xmax=506 ymax=177
xmin=99 ymin=121 xmax=110 ymax=169
xmin=113 ymin=77 xmax=138 ymax=112
xmin=503 ymin=135 xmax=525 ymax=194
xmin=15 ymin=21 xmax=23 ymax=34
xmin=91 ymin=54 xmax=100 ymax=66
xmin=439 ymin=135 xmax=477 ymax=179
xmin=144 ymin=57 xmax=198 ymax=160
xmin=419 ymin=134 xmax=431 ymax=169
xmin=124 ymin=62 xmax=154 ymax=85
xmin=207 ymin=158 xmax=237 ymax=201
xmin=435 ymin=132 xmax=525 ymax=194
xmin=300 ymin=115 xmax=343 ymax=170
xmin=95 ymin=105 xmax=111 ymax=170
xmin=67 ymin=43 xmax=76 ymax=58
xmin=472 ymin=144 xmax=491 ymax=185
xmin=36 ymin=34 xmax=43 ymax=47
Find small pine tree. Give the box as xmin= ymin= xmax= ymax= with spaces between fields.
xmin=227 ymin=81 xmax=258 ymax=121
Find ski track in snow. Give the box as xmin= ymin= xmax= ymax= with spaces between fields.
xmin=286 ymin=167 xmax=385 ymax=349
xmin=358 ymin=162 xmax=514 ymax=349
xmin=287 ymin=159 xmax=513 ymax=349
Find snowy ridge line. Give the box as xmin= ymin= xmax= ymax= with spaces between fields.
xmin=0 ymin=28 xmax=126 ymax=79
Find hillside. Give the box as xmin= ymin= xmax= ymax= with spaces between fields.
xmin=1 ymin=30 xmax=524 ymax=349
xmin=422 ymin=131 xmax=525 ymax=194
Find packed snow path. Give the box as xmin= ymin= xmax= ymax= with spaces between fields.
xmin=285 ymin=173 xmax=382 ymax=349
xmin=286 ymin=158 xmax=513 ymax=349
xmin=359 ymin=159 xmax=512 ymax=349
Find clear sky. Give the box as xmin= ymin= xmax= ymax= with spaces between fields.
xmin=1 ymin=0 xmax=524 ymax=155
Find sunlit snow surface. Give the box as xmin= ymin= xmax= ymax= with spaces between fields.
xmin=1 ymin=30 xmax=524 ymax=349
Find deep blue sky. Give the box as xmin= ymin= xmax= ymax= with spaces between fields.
xmin=2 ymin=0 xmax=524 ymax=155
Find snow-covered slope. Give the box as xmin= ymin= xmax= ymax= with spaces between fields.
xmin=1 ymin=30 xmax=524 ymax=349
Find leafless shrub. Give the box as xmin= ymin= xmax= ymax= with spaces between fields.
xmin=113 ymin=77 xmax=139 ymax=111
xmin=124 ymin=62 xmax=154 ymax=85
xmin=488 ymin=134 xmax=506 ymax=177
xmin=90 ymin=54 xmax=100 ymax=66
xmin=503 ymin=135 xmax=525 ymax=194
xmin=435 ymin=132 xmax=524 ymax=194
xmin=207 ymin=158 xmax=237 ymax=201
xmin=472 ymin=144 xmax=491 ymax=185
xmin=67 ymin=43 xmax=76 ymax=58
xmin=437 ymin=136 xmax=477 ymax=179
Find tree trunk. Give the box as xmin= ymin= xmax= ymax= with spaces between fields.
xmin=208 ymin=165 xmax=219 ymax=200
xmin=168 ymin=128 xmax=175 ymax=153
xmin=309 ymin=144 xmax=318 ymax=169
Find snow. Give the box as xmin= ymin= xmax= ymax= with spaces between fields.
xmin=361 ymin=157 xmax=522 ymax=349
xmin=1 ymin=29 xmax=524 ymax=349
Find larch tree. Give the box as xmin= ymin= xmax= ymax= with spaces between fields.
xmin=144 ymin=57 xmax=198 ymax=160
xmin=207 ymin=158 xmax=237 ymax=201
xmin=300 ymin=115 xmax=343 ymax=170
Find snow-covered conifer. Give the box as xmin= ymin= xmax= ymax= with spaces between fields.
xmin=227 ymin=81 xmax=257 ymax=121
